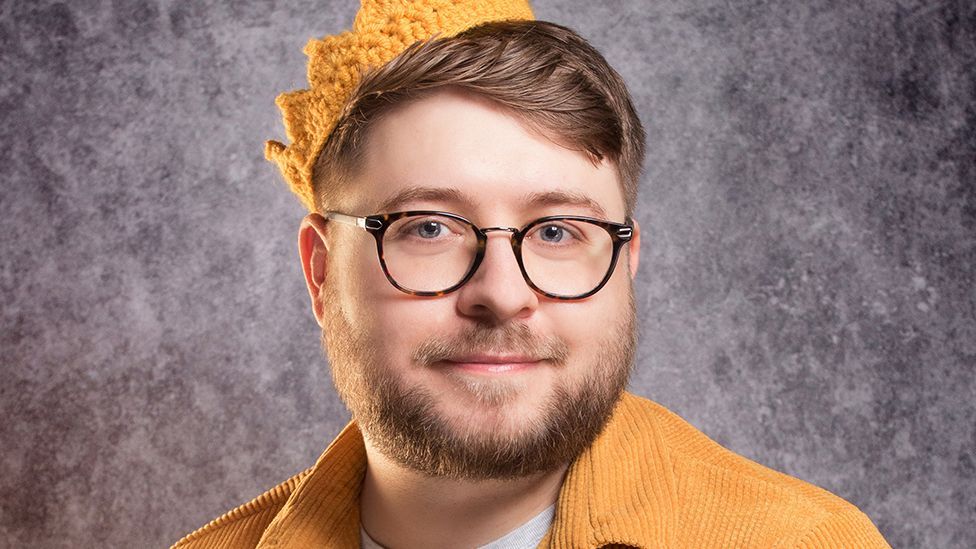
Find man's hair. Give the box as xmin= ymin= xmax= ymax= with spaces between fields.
xmin=312 ymin=20 xmax=646 ymax=217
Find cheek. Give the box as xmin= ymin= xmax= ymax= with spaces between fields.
xmin=332 ymin=233 xmax=395 ymax=300
xmin=338 ymin=244 xmax=451 ymax=368
xmin=551 ymin=259 xmax=632 ymax=345
xmin=364 ymin=298 xmax=469 ymax=390
xmin=328 ymin=238 xmax=391 ymax=333
xmin=547 ymin=298 xmax=617 ymax=357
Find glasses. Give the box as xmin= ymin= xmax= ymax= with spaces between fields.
xmin=323 ymin=210 xmax=633 ymax=300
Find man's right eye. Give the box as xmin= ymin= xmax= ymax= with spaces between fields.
xmin=415 ymin=220 xmax=443 ymax=238
xmin=395 ymin=217 xmax=456 ymax=240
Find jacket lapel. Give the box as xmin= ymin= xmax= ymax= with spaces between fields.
xmin=544 ymin=392 xmax=678 ymax=548
xmin=256 ymin=422 xmax=367 ymax=548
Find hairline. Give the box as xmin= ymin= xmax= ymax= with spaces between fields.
xmin=315 ymin=86 xmax=629 ymax=215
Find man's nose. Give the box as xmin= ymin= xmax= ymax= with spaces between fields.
xmin=454 ymin=229 xmax=539 ymax=323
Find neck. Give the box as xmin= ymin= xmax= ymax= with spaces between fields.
xmin=359 ymin=436 xmax=568 ymax=549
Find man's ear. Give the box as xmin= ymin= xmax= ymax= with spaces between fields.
xmin=299 ymin=213 xmax=331 ymax=328
xmin=627 ymin=218 xmax=641 ymax=280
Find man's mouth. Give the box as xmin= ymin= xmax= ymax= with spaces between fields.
xmin=440 ymin=354 xmax=544 ymax=374
xmin=411 ymin=324 xmax=570 ymax=376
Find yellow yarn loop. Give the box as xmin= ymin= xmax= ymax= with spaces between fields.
xmin=265 ymin=0 xmax=535 ymax=211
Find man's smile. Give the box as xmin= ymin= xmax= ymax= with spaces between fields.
xmin=439 ymin=354 xmax=545 ymax=374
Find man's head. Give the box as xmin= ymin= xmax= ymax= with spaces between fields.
xmin=312 ymin=20 xmax=645 ymax=218
xmin=285 ymin=7 xmax=645 ymax=481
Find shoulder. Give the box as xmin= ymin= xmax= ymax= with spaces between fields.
xmin=170 ymin=469 xmax=311 ymax=549
xmin=619 ymin=392 xmax=889 ymax=547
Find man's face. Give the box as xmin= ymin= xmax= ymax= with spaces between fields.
xmin=303 ymin=89 xmax=641 ymax=480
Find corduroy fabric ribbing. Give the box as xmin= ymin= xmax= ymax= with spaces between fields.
xmin=171 ymin=392 xmax=890 ymax=548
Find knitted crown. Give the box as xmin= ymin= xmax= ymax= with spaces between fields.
xmin=265 ymin=0 xmax=535 ymax=211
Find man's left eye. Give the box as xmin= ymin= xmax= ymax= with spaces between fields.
xmin=417 ymin=221 xmax=442 ymax=238
xmin=540 ymin=225 xmax=565 ymax=242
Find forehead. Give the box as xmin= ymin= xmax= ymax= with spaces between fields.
xmin=348 ymin=89 xmax=626 ymax=220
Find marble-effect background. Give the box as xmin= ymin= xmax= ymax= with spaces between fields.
xmin=2 ymin=0 xmax=973 ymax=547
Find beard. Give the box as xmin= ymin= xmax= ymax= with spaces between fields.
xmin=320 ymin=283 xmax=637 ymax=481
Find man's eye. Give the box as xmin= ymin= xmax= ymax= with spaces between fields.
xmin=532 ymin=223 xmax=580 ymax=244
xmin=416 ymin=220 xmax=443 ymax=238
xmin=540 ymin=224 xmax=565 ymax=242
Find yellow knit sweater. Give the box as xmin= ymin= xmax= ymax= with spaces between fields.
xmin=172 ymin=392 xmax=889 ymax=548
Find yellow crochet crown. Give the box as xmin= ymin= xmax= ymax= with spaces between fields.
xmin=265 ymin=0 xmax=535 ymax=211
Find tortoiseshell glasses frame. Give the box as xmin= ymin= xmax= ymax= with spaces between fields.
xmin=322 ymin=210 xmax=634 ymax=300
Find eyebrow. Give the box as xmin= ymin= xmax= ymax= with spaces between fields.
xmin=374 ymin=186 xmax=472 ymax=213
xmin=373 ymin=186 xmax=610 ymax=220
xmin=522 ymin=190 xmax=610 ymax=220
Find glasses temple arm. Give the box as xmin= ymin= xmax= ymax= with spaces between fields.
xmin=323 ymin=211 xmax=369 ymax=229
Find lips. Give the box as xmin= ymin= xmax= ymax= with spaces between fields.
xmin=441 ymin=354 xmax=544 ymax=374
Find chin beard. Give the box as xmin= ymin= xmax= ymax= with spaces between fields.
xmin=321 ymin=288 xmax=636 ymax=480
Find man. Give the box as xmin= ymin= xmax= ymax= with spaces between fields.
xmin=174 ymin=1 xmax=889 ymax=547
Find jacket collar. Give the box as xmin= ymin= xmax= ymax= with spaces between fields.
xmin=256 ymin=422 xmax=366 ymax=547
xmin=544 ymin=392 xmax=678 ymax=548
xmin=256 ymin=392 xmax=677 ymax=548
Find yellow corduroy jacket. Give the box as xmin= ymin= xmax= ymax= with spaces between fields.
xmin=172 ymin=392 xmax=890 ymax=548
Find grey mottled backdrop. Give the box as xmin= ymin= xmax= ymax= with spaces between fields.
xmin=1 ymin=0 xmax=973 ymax=547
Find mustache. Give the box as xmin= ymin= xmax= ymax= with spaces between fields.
xmin=411 ymin=322 xmax=570 ymax=366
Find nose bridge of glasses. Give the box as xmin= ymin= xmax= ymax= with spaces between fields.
xmin=480 ymin=226 xmax=519 ymax=235
xmin=479 ymin=226 xmax=522 ymax=253
xmin=469 ymin=226 xmax=530 ymax=295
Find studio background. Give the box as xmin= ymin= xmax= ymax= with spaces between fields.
xmin=2 ymin=0 xmax=974 ymax=547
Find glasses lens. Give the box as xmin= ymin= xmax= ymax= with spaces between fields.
xmin=521 ymin=219 xmax=616 ymax=297
xmin=382 ymin=214 xmax=479 ymax=293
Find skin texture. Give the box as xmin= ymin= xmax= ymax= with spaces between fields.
xmin=298 ymin=89 xmax=641 ymax=548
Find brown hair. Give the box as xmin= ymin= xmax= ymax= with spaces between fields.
xmin=313 ymin=20 xmax=646 ymax=217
